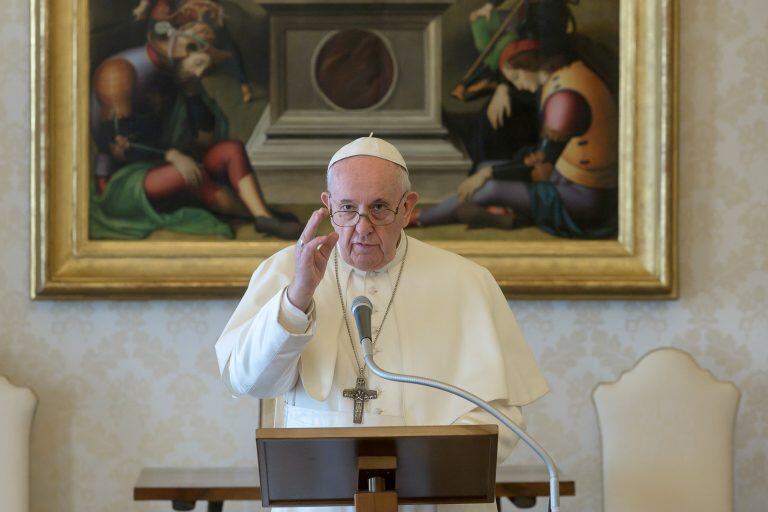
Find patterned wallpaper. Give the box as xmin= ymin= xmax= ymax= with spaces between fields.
xmin=0 ymin=1 xmax=766 ymax=511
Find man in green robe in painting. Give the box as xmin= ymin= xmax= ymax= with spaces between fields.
xmin=89 ymin=16 xmax=302 ymax=240
xmin=418 ymin=0 xmax=619 ymax=239
xmin=442 ymin=0 xmax=540 ymax=188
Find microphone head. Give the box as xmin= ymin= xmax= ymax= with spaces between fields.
xmin=351 ymin=296 xmax=373 ymax=343
xmin=351 ymin=295 xmax=373 ymax=314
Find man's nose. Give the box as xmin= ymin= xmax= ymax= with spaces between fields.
xmin=355 ymin=214 xmax=374 ymax=235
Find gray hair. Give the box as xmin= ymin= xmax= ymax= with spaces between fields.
xmin=326 ymin=160 xmax=411 ymax=193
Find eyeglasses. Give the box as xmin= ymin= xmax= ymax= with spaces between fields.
xmin=328 ymin=193 xmax=407 ymax=227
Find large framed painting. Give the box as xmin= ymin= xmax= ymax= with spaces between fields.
xmin=31 ymin=0 xmax=677 ymax=299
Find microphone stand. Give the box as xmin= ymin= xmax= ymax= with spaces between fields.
xmin=360 ymin=337 xmax=561 ymax=512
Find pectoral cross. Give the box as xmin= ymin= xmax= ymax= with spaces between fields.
xmin=343 ymin=377 xmax=378 ymax=424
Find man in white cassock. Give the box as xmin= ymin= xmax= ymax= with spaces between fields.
xmin=215 ymin=136 xmax=549 ymax=512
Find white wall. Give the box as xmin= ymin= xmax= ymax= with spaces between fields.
xmin=0 ymin=1 xmax=765 ymax=511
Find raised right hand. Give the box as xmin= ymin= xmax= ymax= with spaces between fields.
xmin=286 ymin=208 xmax=339 ymax=312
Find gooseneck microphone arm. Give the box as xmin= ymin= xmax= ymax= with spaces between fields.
xmin=351 ymin=296 xmax=560 ymax=512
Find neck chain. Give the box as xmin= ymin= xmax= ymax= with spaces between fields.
xmin=334 ymin=236 xmax=409 ymax=377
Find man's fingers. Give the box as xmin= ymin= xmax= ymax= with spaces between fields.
xmin=298 ymin=208 xmax=328 ymax=245
xmin=487 ymin=104 xmax=498 ymax=128
xmin=489 ymin=107 xmax=499 ymax=129
xmin=303 ymin=231 xmax=336 ymax=254
xmin=315 ymin=232 xmax=339 ymax=260
xmin=298 ymin=232 xmax=338 ymax=274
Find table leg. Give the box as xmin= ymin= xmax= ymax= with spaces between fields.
xmin=208 ymin=501 xmax=224 ymax=512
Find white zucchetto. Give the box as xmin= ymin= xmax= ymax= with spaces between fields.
xmin=327 ymin=134 xmax=408 ymax=172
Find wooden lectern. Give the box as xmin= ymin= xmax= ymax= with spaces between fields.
xmin=256 ymin=425 xmax=498 ymax=512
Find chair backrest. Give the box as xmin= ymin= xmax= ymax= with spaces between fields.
xmin=0 ymin=376 xmax=37 ymax=512
xmin=593 ymin=348 xmax=740 ymax=512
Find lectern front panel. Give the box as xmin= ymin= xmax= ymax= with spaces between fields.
xmin=256 ymin=425 xmax=498 ymax=507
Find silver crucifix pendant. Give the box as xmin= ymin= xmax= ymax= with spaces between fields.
xmin=343 ymin=376 xmax=378 ymax=424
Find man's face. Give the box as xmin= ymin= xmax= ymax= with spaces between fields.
xmin=177 ymin=51 xmax=211 ymax=83
xmin=501 ymin=63 xmax=540 ymax=93
xmin=321 ymin=156 xmax=419 ymax=271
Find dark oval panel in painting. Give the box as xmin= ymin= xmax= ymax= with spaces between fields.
xmin=314 ymin=29 xmax=395 ymax=110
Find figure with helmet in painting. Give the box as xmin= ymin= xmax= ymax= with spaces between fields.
xmin=89 ymin=1 xmax=302 ymax=240
xmin=418 ymin=0 xmax=619 ymax=239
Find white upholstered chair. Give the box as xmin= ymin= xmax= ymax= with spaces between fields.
xmin=593 ymin=348 xmax=740 ymax=512
xmin=0 ymin=376 xmax=37 ymax=512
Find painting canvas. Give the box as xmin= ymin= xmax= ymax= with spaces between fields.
xmin=31 ymin=0 xmax=676 ymax=298
xmin=87 ymin=0 xmax=619 ymax=243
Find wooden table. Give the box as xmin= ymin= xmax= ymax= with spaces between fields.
xmin=134 ymin=466 xmax=575 ymax=511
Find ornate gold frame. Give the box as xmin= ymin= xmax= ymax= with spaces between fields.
xmin=30 ymin=0 xmax=677 ymax=299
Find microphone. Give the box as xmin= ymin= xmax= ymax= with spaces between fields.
xmin=351 ymin=296 xmax=373 ymax=342
xmin=357 ymin=318 xmax=562 ymax=511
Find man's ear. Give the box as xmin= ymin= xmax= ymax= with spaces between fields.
xmin=321 ymin=191 xmax=330 ymax=210
xmin=401 ymin=191 xmax=420 ymax=225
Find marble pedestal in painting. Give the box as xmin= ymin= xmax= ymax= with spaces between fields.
xmin=247 ymin=0 xmax=470 ymax=203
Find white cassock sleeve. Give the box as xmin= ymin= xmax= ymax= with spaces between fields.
xmin=222 ymin=287 xmax=316 ymax=397
xmin=452 ymin=400 xmax=524 ymax=463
